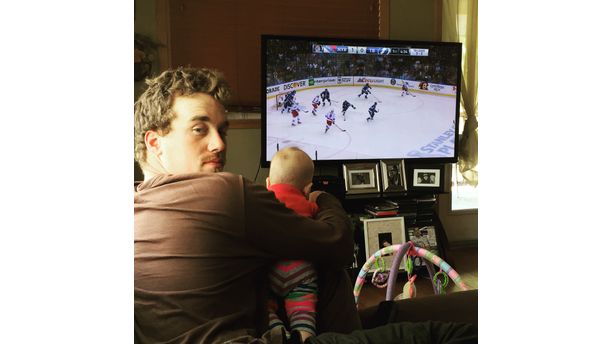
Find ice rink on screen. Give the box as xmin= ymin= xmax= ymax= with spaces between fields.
xmin=265 ymin=85 xmax=456 ymax=161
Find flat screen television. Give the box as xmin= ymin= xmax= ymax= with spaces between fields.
xmin=260 ymin=35 xmax=461 ymax=167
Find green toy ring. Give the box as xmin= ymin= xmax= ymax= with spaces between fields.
xmin=374 ymin=256 xmax=386 ymax=271
xmin=432 ymin=270 xmax=449 ymax=289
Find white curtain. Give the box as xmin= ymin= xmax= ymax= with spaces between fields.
xmin=442 ymin=0 xmax=478 ymax=186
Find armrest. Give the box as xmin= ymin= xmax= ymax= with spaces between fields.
xmin=359 ymin=290 xmax=478 ymax=329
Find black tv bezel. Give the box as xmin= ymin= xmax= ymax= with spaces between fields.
xmin=260 ymin=34 xmax=461 ymax=168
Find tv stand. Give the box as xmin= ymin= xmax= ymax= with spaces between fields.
xmin=342 ymin=192 xmax=454 ymax=281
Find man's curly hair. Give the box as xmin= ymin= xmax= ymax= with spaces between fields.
xmin=134 ymin=67 xmax=231 ymax=166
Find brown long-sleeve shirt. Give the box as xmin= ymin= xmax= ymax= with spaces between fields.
xmin=134 ymin=172 xmax=354 ymax=343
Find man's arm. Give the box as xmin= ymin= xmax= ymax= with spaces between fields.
xmin=242 ymin=179 xmax=353 ymax=268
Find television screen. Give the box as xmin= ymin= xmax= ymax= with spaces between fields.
xmin=261 ymin=35 xmax=461 ymax=166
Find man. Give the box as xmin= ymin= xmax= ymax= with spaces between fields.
xmin=320 ymin=88 xmax=331 ymax=106
xmin=135 ymin=67 xmax=476 ymax=344
xmin=429 ymin=173 xmax=436 ymax=184
xmin=311 ymin=95 xmax=321 ymax=116
xmin=281 ymin=90 xmax=296 ymax=114
xmin=324 ymin=109 xmax=336 ymax=134
xmin=290 ymin=102 xmax=302 ymax=126
xmin=134 ymin=67 xmax=358 ymax=343
xmin=418 ymin=173 xmax=432 ymax=184
xmin=366 ymin=102 xmax=378 ymax=122
xmin=357 ymin=83 xmax=371 ymax=99
xmin=387 ymin=165 xmax=401 ymax=187
xmin=401 ymin=82 xmax=414 ymax=97
xmin=340 ymin=100 xmax=356 ymax=121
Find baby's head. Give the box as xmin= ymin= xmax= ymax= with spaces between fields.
xmin=267 ymin=147 xmax=314 ymax=195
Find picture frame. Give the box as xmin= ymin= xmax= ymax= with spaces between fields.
xmin=342 ymin=163 xmax=380 ymax=195
xmin=362 ymin=217 xmax=406 ymax=272
xmin=412 ymin=168 xmax=441 ymax=187
xmin=407 ymin=226 xmax=439 ymax=267
xmin=380 ymin=159 xmax=407 ymax=193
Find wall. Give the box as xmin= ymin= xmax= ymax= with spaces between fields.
xmin=134 ymin=0 xmax=158 ymax=101
xmin=224 ymin=128 xmax=267 ymax=184
xmin=134 ymin=0 xmax=158 ymax=181
xmin=437 ymin=190 xmax=478 ymax=243
xmin=390 ymin=0 xmax=440 ymax=41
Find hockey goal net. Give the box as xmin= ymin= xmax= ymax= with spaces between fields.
xmin=275 ymin=92 xmax=290 ymax=111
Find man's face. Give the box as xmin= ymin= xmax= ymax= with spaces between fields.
xmin=156 ymin=93 xmax=229 ymax=174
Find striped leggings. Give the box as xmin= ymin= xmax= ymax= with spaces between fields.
xmin=268 ymin=260 xmax=318 ymax=336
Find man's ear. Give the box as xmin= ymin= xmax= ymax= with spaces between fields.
xmin=144 ymin=130 xmax=162 ymax=158
xmin=302 ymin=182 xmax=313 ymax=196
xmin=266 ymin=177 xmax=271 ymax=189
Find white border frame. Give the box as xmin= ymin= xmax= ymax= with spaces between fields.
xmin=362 ymin=217 xmax=406 ymax=272
xmin=343 ymin=163 xmax=380 ymax=195
xmin=413 ymin=168 xmax=441 ymax=187
xmin=380 ymin=159 xmax=407 ymax=193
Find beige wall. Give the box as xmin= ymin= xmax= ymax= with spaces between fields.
xmin=134 ymin=0 xmax=157 ymax=101
xmin=390 ymin=0 xmax=440 ymax=41
xmin=224 ymin=128 xmax=268 ymax=185
xmin=437 ymin=192 xmax=478 ymax=243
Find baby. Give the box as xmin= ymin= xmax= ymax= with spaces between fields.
xmin=266 ymin=147 xmax=319 ymax=343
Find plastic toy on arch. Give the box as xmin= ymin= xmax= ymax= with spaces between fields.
xmin=353 ymin=241 xmax=470 ymax=307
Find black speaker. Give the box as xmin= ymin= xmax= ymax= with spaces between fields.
xmin=312 ymin=175 xmax=343 ymax=198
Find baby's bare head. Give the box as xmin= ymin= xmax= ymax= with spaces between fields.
xmin=269 ymin=147 xmax=314 ymax=190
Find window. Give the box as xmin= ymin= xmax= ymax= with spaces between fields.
xmin=451 ymin=111 xmax=478 ymax=211
xmin=451 ymin=168 xmax=478 ymax=211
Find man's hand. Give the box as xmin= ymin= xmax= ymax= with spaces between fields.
xmin=309 ymin=190 xmax=326 ymax=203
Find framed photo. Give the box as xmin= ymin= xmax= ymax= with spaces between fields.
xmin=407 ymin=226 xmax=439 ymax=267
xmin=412 ymin=168 xmax=441 ymax=187
xmin=380 ymin=159 xmax=407 ymax=193
xmin=342 ymin=163 xmax=380 ymax=195
xmin=362 ymin=217 xmax=406 ymax=272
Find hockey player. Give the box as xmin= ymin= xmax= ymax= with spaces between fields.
xmin=290 ymin=102 xmax=302 ymax=126
xmin=401 ymin=82 xmax=414 ymax=97
xmin=280 ymin=91 xmax=294 ymax=114
xmin=401 ymin=83 xmax=409 ymax=96
xmin=324 ymin=109 xmax=336 ymax=133
xmin=341 ymin=100 xmax=356 ymax=121
xmin=366 ymin=102 xmax=378 ymax=122
xmin=320 ymin=88 xmax=331 ymax=106
xmin=311 ymin=95 xmax=321 ymax=116
xmin=357 ymin=83 xmax=372 ymax=99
